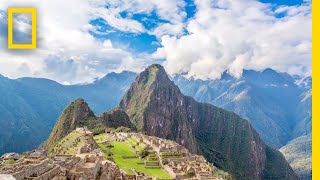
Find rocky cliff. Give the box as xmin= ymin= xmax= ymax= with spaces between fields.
xmin=120 ymin=64 xmax=297 ymax=180
xmin=100 ymin=109 xmax=136 ymax=130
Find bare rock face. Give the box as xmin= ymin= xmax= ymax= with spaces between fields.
xmin=1 ymin=153 xmax=19 ymax=161
xmin=120 ymin=64 xmax=297 ymax=180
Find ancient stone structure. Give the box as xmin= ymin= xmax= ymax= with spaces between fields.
xmin=112 ymin=132 xmax=231 ymax=180
xmin=0 ymin=130 xmax=231 ymax=180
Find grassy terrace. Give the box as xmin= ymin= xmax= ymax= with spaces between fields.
xmin=94 ymin=134 xmax=171 ymax=179
xmin=50 ymin=131 xmax=86 ymax=155
xmin=127 ymin=137 xmax=145 ymax=151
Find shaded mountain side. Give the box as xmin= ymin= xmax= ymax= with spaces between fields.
xmin=0 ymin=71 xmax=135 ymax=154
xmin=0 ymin=76 xmax=63 ymax=155
xmin=293 ymin=90 xmax=311 ymax=139
xmin=280 ymin=134 xmax=312 ymax=180
xmin=100 ymin=109 xmax=136 ymax=130
xmin=120 ymin=64 xmax=297 ymax=180
xmin=174 ymin=71 xmax=311 ymax=148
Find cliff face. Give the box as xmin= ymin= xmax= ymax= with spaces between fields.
xmin=120 ymin=64 xmax=198 ymax=153
xmin=46 ymin=99 xmax=97 ymax=148
xmin=100 ymin=109 xmax=136 ymax=130
xmin=120 ymin=64 xmax=297 ymax=180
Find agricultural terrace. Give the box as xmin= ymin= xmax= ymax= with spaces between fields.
xmin=93 ymin=133 xmax=172 ymax=179
xmin=49 ymin=131 xmax=88 ymax=155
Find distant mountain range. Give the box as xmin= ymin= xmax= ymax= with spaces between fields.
xmin=174 ymin=69 xmax=311 ymax=148
xmin=0 ymin=67 xmax=311 ymax=178
xmin=0 ymin=72 xmax=135 ymax=155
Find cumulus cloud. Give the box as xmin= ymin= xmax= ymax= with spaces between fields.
xmin=0 ymin=0 xmax=312 ymax=83
xmin=0 ymin=0 xmax=153 ymax=84
xmin=154 ymin=0 xmax=311 ymax=80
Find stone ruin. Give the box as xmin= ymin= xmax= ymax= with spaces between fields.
xmin=0 ymin=133 xmax=156 ymax=180
xmin=131 ymin=133 xmax=232 ymax=180
xmin=111 ymin=132 xmax=232 ymax=180
xmin=0 ymin=130 xmax=231 ymax=180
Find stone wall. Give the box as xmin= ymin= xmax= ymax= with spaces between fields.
xmin=64 ymin=157 xmax=81 ymax=169
xmin=34 ymin=166 xmax=61 ymax=180
xmin=13 ymin=160 xmax=53 ymax=180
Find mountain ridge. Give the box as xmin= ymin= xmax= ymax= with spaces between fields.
xmin=0 ymin=68 xmax=311 ymax=179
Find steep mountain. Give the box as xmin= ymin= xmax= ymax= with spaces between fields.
xmin=0 ymin=72 xmax=135 ymax=155
xmin=100 ymin=109 xmax=136 ymax=130
xmin=293 ymin=77 xmax=312 ymax=138
xmin=280 ymin=134 xmax=312 ymax=180
xmin=46 ymin=99 xmax=97 ymax=148
xmin=174 ymin=70 xmax=311 ymax=148
xmin=120 ymin=64 xmax=297 ymax=180
xmin=46 ymin=99 xmax=137 ymax=150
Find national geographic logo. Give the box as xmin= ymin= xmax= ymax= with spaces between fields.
xmin=7 ymin=8 xmax=37 ymax=49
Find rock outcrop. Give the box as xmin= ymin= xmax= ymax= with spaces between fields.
xmin=100 ymin=109 xmax=136 ymax=130
xmin=120 ymin=64 xmax=297 ymax=180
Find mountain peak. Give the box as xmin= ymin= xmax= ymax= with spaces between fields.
xmin=46 ymin=98 xmax=96 ymax=149
xmin=143 ymin=64 xmax=169 ymax=80
xmin=132 ymin=64 xmax=173 ymax=89
xmin=146 ymin=64 xmax=165 ymax=71
xmin=95 ymin=71 xmax=136 ymax=85
xmin=120 ymin=66 xmax=297 ymax=179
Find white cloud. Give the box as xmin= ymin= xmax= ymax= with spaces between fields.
xmin=0 ymin=0 xmax=151 ymax=84
xmin=0 ymin=0 xmax=312 ymax=84
xmin=97 ymin=0 xmax=187 ymax=36
xmin=154 ymin=0 xmax=311 ymax=80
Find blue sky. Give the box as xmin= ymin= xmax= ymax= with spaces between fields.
xmin=88 ymin=0 xmax=309 ymax=54
xmin=0 ymin=0 xmax=312 ymax=84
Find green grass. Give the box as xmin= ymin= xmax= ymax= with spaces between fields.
xmin=127 ymin=138 xmax=145 ymax=151
xmin=94 ymin=133 xmax=109 ymax=144
xmin=95 ymin=136 xmax=171 ymax=179
xmin=2 ymin=159 xmax=16 ymax=165
xmin=50 ymin=131 xmax=88 ymax=155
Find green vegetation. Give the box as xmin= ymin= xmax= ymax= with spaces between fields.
xmin=49 ymin=130 xmax=96 ymax=155
xmin=46 ymin=99 xmax=97 ymax=149
xmin=115 ymin=126 xmax=131 ymax=133
xmin=119 ymin=64 xmax=297 ymax=179
xmin=280 ymin=134 xmax=311 ymax=179
xmin=100 ymin=109 xmax=136 ymax=130
xmin=127 ymin=138 xmax=144 ymax=151
xmin=119 ymin=65 xmax=163 ymax=130
xmin=94 ymin=134 xmax=171 ymax=179
xmin=1 ymin=159 xmax=16 ymax=165
xmin=263 ymin=146 xmax=296 ymax=179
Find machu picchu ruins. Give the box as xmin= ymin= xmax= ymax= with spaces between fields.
xmin=0 ymin=127 xmax=231 ymax=180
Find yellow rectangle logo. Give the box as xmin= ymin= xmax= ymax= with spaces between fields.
xmin=8 ymin=8 xmax=37 ymax=49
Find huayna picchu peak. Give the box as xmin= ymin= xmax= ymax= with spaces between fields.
xmin=1 ymin=64 xmax=297 ymax=180
xmin=119 ymin=64 xmax=297 ymax=180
